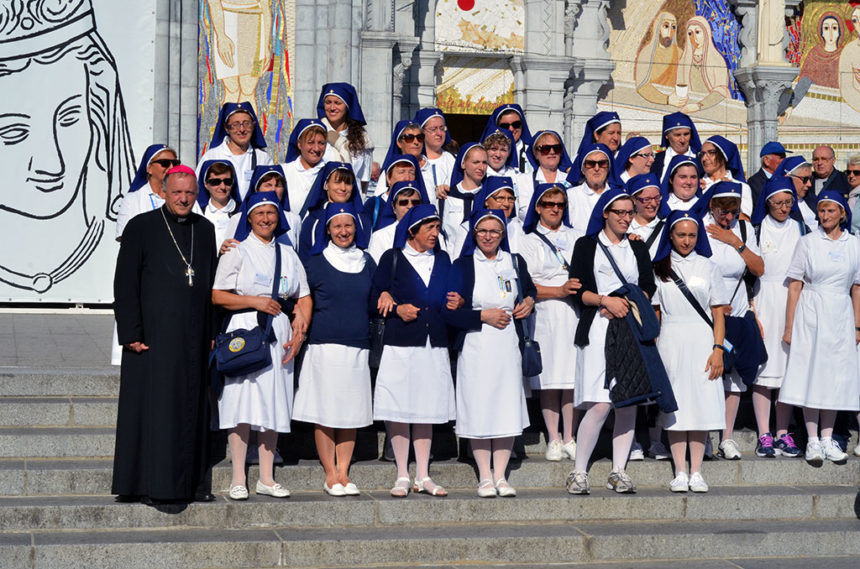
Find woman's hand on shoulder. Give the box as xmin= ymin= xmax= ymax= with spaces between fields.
xmin=512 ymin=296 xmax=534 ymax=319
xmin=481 ymin=308 xmax=511 ymax=329
xmin=396 ymin=303 xmax=420 ymax=322
xmin=256 ymin=297 xmax=282 ymax=316
xmin=219 ymin=238 xmax=239 ymax=256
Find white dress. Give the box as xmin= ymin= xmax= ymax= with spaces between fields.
xmin=653 ymin=252 xmax=730 ymax=430
xmin=455 ymin=250 xmax=529 ymax=438
xmin=575 ymin=231 xmax=640 ymax=406
xmin=214 ymin=234 xmax=309 ymax=432
xmin=628 ymin=216 xmax=665 ymax=260
xmin=115 ymin=183 xmax=164 ymax=240
xmin=567 ymin=182 xmax=606 ymax=233
xmin=778 ymin=228 xmax=860 ymax=411
xmin=516 ymin=168 xmax=570 ymax=220
xmin=283 ymin=158 xmax=325 ymax=213
xmin=202 ymin=198 xmax=238 ymax=249
xmin=373 ymin=245 xmax=457 ymax=423
xmin=222 ymin=208 xmax=302 ymax=251
xmin=197 ymin=140 xmax=273 ymax=199
xmin=666 ymin=193 xmax=698 ymax=212
xmin=753 ymin=216 xmax=804 ymax=388
xmin=292 ymin=244 xmax=373 ymax=428
xmin=441 ymin=183 xmax=480 ymax=259
xmin=422 ymin=151 xmax=456 ymax=195
xmin=703 ymin=214 xmax=761 ymax=393
xmin=520 ymin=224 xmax=582 ymax=390
xmin=367 ymin=222 xmax=397 ymax=264
xmin=506 ymin=216 xmax=525 ymax=254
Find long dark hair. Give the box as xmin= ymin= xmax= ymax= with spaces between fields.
xmin=345 ymin=118 xmax=367 ymax=154
xmin=654 ymin=255 xmax=672 ymax=282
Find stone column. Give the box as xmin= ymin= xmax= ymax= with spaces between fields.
xmin=404 ymin=0 xmax=441 ymax=115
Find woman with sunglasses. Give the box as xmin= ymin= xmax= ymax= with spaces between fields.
xmin=373 ymin=120 xmax=429 ymax=199
xmin=614 ymin=137 xmax=655 ymax=185
xmin=446 ymin=208 xmax=535 ymax=497
xmin=116 ymin=144 xmax=180 ymax=240
xmin=779 ymin=191 xmax=860 ymax=464
xmin=283 ymin=119 xmax=328 ymax=214
xmin=566 ymin=143 xmax=620 ymax=232
xmin=317 ymin=83 xmax=374 ymax=194
xmin=197 ymin=160 xmax=242 ymax=248
xmin=699 ymin=135 xmax=753 ymax=220
xmin=845 ymin=155 xmax=860 ymax=234
xmin=699 ymin=182 xmax=764 ymax=460
xmin=483 ymin=104 xmax=534 ymax=174
xmin=443 ymin=143 xmax=489 ymax=258
xmin=516 ymin=130 xmax=573 ymax=220
xmin=415 ymin=108 xmax=457 ymax=202
xmin=660 ymin=155 xmax=701 ymax=212
xmin=781 ymin=156 xmax=817 ymax=229
xmin=567 ymin=190 xmax=658 ymax=495
xmin=368 ymin=181 xmax=429 ymax=263
xmin=473 ymin=177 xmax=523 ymax=253
xmin=519 ymin=183 xmax=583 ymax=462
xmin=747 ymin=176 xmax=808 ymax=459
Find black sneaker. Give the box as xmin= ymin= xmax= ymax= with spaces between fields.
xmin=755 ymin=432 xmax=776 ymax=458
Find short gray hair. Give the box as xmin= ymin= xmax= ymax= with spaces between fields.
xmin=847 ymin=154 xmax=860 ymax=167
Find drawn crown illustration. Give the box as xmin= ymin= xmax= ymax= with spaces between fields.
xmin=0 ymin=0 xmax=95 ymax=60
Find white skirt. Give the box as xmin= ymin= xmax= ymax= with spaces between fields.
xmin=528 ymin=298 xmax=578 ymax=390
xmin=373 ymin=338 xmax=456 ymax=423
xmin=753 ymin=279 xmax=790 ymax=389
xmin=293 ymin=343 xmax=373 ymax=428
xmin=575 ymin=315 xmax=612 ymax=406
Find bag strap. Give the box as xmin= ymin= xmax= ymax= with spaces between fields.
xmin=644 ymin=219 xmax=665 ymax=249
xmin=372 ymin=197 xmax=382 ymax=229
xmin=534 ymin=231 xmax=570 ymax=271
xmin=729 ymin=220 xmax=748 ymax=304
xmin=668 ymin=268 xmax=714 ymax=328
xmin=596 ymin=239 xmax=629 ymax=286
xmin=511 ymin=252 xmax=524 ymax=306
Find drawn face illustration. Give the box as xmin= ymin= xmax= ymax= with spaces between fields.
xmin=659 ymin=18 xmax=677 ymax=47
xmin=687 ymin=24 xmax=704 ymax=50
xmin=821 ymin=17 xmax=840 ymax=51
xmin=0 ymin=51 xmax=91 ymax=219
xmin=853 ymin=9 xmax=860 ymax=39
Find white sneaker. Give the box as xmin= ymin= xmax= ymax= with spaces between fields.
xmin=688 ymin=472 xmax=709 ymax=493
xmin=718 ymin=439 xmax=741 ymax=460
xmin=545 ymin=439 xmax=563 ymax=461
xmin=669 ymin=472 xmax=689 ymax=493
xmin=854 ymin=442 xmax=860 ymax=457
xmin=805 ymin=440 xmax=824 ymax=463
xmin=561 ymin=439 xmax=576 ymax=460
xmin=648 ymin=441 xmax=671 ymax=461
xmin=821 ymin=438 xmax=848 ymax=462
xmin=629 ymin=441 xmax=645 ymax=461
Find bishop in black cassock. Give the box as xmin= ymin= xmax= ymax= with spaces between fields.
xmin=112 ymin=166 xmax=217 ymax=502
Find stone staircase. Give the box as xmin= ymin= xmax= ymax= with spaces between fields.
xmin=1 ymin=365 xmax=858 ymax=569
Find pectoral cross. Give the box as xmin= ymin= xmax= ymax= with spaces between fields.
xmin=185 ymin=266 xmax=195 ymax=287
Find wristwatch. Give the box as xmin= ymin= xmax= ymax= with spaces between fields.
xmin=736 ymin=244 xmax=746 ymax=253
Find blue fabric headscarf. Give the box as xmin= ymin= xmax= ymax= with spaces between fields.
xmin=414 ymin=107 xmax=452 ymax=146
xmin=751 ymin=175 xmax=803 ymax=225
xmin=693 ymin=180 xmax=744 ymax=219
xmin=705 ymin=135 xmax=746 ymax=183
xmin=481 ymin=126 xmax=518 ymax=170
xmin=374 ymin=180 xmax=430 ymax=231
xmin=196 ymin=160 xmax=241 ymax=210
xmin=247 ymin=165 xmax=292 ymax=211
xmin=652 ymin=209 xmax=712 ymax=262
xmin=128 ymin=144 xmax=174 ymax=193
xmin=473 ymin=176 xmax=516 ymax=213
xmin=309 ymin=202 xmax=368 ymax=256
xmin=316 ymin=82 xmax=366 ymax=125
xmin=300 ymin=161 xmax=363 ymax=218
xmin=450 ymin=142 xmax=486 ymax=189
xmin=209 ymin=102 xmax=266 ymax=149
xmin=481 ymin=103 xmax=533 ymax=146
xmin=522 ymin=183 xmax=572 ymax=234
xmin=459 ymin=208 xmax=510 ymax=258
xmin=614 ymin=137 xmax=652 ymax=178
xmin=233 ymin=191 xmax=290 ymax=242
xmin=527 ymin=130 xmax=573 ymax=173
xmin=380 ymin=120 xmax=423 ymax=173
xmin=567 ymin=143 xmax=620 ymax=188
xmin=780 ymin=155 xmax=810 ymax=176
xmin=393 ymin=203 xmax=440 ymax=249
xmin=627 ymin=173 xmax=670 ymax=219
xmin=661 ymin=112 xmax=702 ymax=154
xmin=660 ymin=154 xmax=700 ymax=200
xmin=817 ymin=190 xmax=852 ymax=230
xmin=285 ymin=118 xmax=326 ymax=163
xmin=575 ymin=111 xmax=621 ymax=162
xmin=584 ymin=188 xmax=632 ymax=238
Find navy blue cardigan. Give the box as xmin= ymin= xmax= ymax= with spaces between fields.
xmin=370 ymin=248 xmax=452 ymax=348
xmin=444 ymin=253 xmax=537 ymax=351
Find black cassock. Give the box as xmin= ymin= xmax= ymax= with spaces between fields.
xmin=112 ymin=207 xmax=217 ymax=501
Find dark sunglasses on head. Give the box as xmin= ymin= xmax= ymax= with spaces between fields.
xmin=152 ymin=158 xmax=181 ymax=168
xmin=206 ymin=177 xmax=233 ymax=187
xmin=584 ymin=159 xmax=609 ymax=169
xmin=497 ymin=120 xmax=522 ymax=130
xmin=396 ymin=198 xmax=422 ymax=207
xmin=536 ymin=144 xmax=563 ymax=155
xmin=400 ymin=133 xmax=425 ymax=143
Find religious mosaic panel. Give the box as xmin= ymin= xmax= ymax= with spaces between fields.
xmin=197 ymin=0 xmax=295 ymax=160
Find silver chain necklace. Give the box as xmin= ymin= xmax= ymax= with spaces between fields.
xmin=160 ymin=208 xmax=195 ymax=286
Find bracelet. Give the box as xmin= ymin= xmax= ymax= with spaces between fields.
xmin=712 ymin=344 xmax=727 ymax=352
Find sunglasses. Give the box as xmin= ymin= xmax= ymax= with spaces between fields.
xmin=400 ymin=133 xmax=425 ymax=143
xmin=536 ymin=144 xmax=563 ymax=155
xmin=713 ymin=207 xmax=740 ymax=217
xmin=206 ymin=177 xmax=233 ymax=187
xmin=789 ymin=174 xmax=811 ymax=184
xmin=152 ymin=158 xmax=181 ymax=168
xmin=538 ymin=200 xmax=566 ymax=210
xmin=396 ymin=198 xmax=422 ymax=206
xmin=497 ymin=120 xmax=522 ymax=130
xmin=847 ymin=169 xmax=860 ymax=176
xmin=583 ymin=159 xmax=609 ymax=169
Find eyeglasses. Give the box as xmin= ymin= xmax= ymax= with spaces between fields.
xmin=606 ymin=208 xmax=634 ymax=218
xmin=424 ymin=125 xmax=447 ymax=134
xmin=583 ymin=159 xmax=609 ymax=169
xmin=538 ymin=200 xmax=566 ymax=210
xmin=712 ymin=207 xmax=740 ymax=217
xmin=152 ymin=158 xmax=181 ymax=168
xmin=788 ymin=174 xmax=811 ymax=184
xmin=847 ymin=169 xmax=860 ymax=176
xmin=767 ymin=197 xmax=794 ymax=208
xmin=475 ymin=229 xmax=504 ymax=237
xmin=497 ymin=120 xmax=522 ymax=130
xmin=488 ymin=195 xmax=515 ymax=203
xmin=396 ymin=198 xmax=422 ymax=206
xmin=697 ymin=149 xmax=719 ymax=158
xmin=536 ymin=144 xmax=563 ymax=155
xmin=206 ymin=177 xmax=233 ymax=187
xmin=226 ymin=120 xmax=255 ymax=130
xmin=400 ymin=133 xmax=425 ymax=143
xmin=632 ymin=152 xmax=655 ymax=160
xmin=635 ymin=195 xmax=662 ymax=205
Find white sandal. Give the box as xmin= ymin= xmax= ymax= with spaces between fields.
xmin=390 ymin=477 xmax=411 ymax=498
xmin=413 ymin=476 xmax=447 ymax=497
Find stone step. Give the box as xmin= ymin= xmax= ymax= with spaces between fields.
xmin=1 ymin=456 xmax=857 ymax=497
xmin=301 ymin=561 xmax=860 ymax=569
xmin=0 ymin=368 xmax=119 ymax=397
xmin=0 ymin=427 xmax=116 ymax=458
xmin=2 ymin=519 xmax=857 ymax=569
xmin=0 ymin=485 xmax=855 ymax=532
xmin=0 ymin=397 xmax=117 ymax=427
